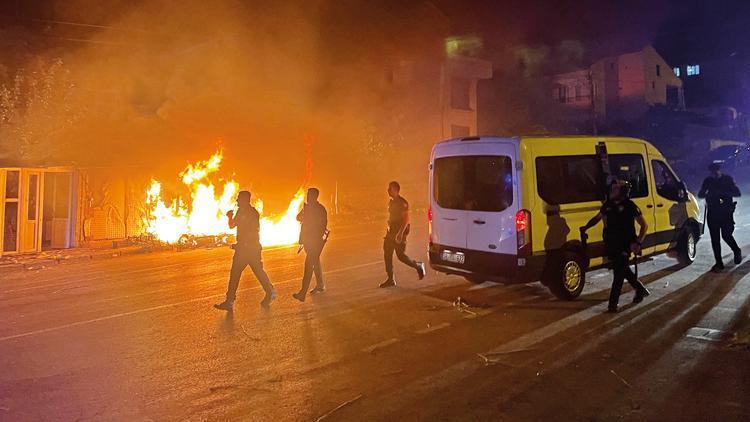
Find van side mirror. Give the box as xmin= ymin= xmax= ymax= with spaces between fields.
xmin=677 ymin=182 xmax=688 ymax=202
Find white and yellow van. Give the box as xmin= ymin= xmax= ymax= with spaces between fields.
xmin=428 ymin=136 xmax=702 ymax=299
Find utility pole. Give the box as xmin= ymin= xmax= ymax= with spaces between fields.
xmin=588 ymin=70 xmax=598 ymax=135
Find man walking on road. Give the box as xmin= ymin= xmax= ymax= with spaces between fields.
xmin=293 ymin=188 xmax=328 ymax=302
xmin=699 ymin=162 xmax=742 ymax=272
xmin=380 ymin=181 xmax=426 ymax=288
xmin=215 ymin=190 xmax=276 ymax=311
xmin=581 ymin=180 xmax=650 ymax=313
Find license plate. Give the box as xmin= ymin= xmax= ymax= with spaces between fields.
xmin=441 ymin=250 xmax=465 ymax=264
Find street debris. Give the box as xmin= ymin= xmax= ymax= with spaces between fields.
xmin=452 ymin=297 xmax=477 ymax=316
xmin=477 ymin=348 xmax=536 ymax=366
xmin=315 ymin=394 xmax=363 ymax=422
xmin=610 ymin=369 xmax=632 ymax=388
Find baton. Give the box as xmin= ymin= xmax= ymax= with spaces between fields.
xmin=297 ymin=229 xmax=331 ymax=254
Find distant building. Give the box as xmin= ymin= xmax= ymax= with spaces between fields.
xmin=442 ymin=55 xmax=493 ymax=138
xmin=553 ymin=45 xmax=684 ymax=124
xmin=672 ymin=56 xmax=750 ymax=114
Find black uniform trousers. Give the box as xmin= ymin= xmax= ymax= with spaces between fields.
xmin=707 ymin=208 xmax=740 ymax=264
xmin=226 ymin=245 xmax=274 ymax=303
xmin=608 ymin=252 xmax=647 ymax=308
xmin=383 ymin=231 xmax=419 ymax=278
xmin=300 ymin=239 xmax=325 ymax=293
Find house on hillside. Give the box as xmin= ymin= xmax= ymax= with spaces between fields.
xmin=553 ymin=45 xmax=684 ymax=126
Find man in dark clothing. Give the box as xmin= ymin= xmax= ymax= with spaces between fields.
xmin=380 ymin=181 xmax=426 ymax=288
xmin=215 ymin=190 xmax=276 ymax=311
xmin=581 ymin=180 xmax=650 ymax=313
xmin=293 ymin=188 xmax=328 ymax=302
xmin=698 ymin=162 xmax=742 ymax=272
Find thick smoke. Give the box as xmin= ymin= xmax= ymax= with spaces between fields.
xmin=0 ymin=0 xmax=446 ymax=211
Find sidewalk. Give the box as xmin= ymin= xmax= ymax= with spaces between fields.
xmin=0 ymin=242 xmax=156 ymax=273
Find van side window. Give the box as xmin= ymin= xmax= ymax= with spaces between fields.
xmin=434 ymin=156 xmax=513 ymax=212
xmin=536 ymin=155 xmax=603 ymax=205
xmin=608 ymin=154 xmax=648 ymax=198
xmin=651 ymin=160 xmax=682 ymax=201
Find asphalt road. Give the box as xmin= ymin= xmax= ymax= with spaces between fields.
xmin=1 ymin=207 xmax=749 ymax=421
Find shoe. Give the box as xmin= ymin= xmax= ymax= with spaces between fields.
xmin=310 ymin=285 xmax=326 ymax=294
xmin=607 ymin=305 xmax=618 ymax=313
xmin=633 ymin=287 xmax=651 ymax=304
xmin=734 ymin=250 xmax=742 ymax=264
xmin=417 ymin=262 xmax=426 ymax=280
xmin=379 ymin=278 xmax=396 ymax=288
xmin=260 ymin=290 xmax=277 ymax=307
xmin=711 ymin=263 xmax=725 ymax=273
xmin=214 ymin=301 xmax=234 ymax=311
xmin=292 ymin=292 xmax=305 ymax=302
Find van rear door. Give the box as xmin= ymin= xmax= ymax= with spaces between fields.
xmin=431 ymin=141 xmax=518 ymax=255
xmin=463 ymin=143 xmax=518 ymax=255
xmin=431 ymin=145 xmax=470 ymax=249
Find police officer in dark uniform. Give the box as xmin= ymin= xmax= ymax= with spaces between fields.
xmin=699 ymin=161 xmax=742 ymax=272
xmin=380 ymin=181 xmax=426 ymax=288
xmin=581 ymin=180 xmax=650 ymax=313
xmin=214 ymin=190 xmax=276 ymax=311
xmin=293 ymin=188 xmax=328 ymax=302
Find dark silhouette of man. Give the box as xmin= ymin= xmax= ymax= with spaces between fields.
xmin=380 ymin=181 xmax=426 ymax=288
xmin=581 ymin=180 xmax=650 ymax=313
xmin=215 ymin=190 xmax=276 ymax=311
xmin=293 ymin=188 xmax=328 ymax=302
xmin=699 ymin=161 xmax=742 ymax=272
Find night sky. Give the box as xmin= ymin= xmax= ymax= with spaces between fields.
xmin=0 ymin=0 xmax=747 ymax=66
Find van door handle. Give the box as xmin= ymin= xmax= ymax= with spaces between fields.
xmin=443 ymin=217 xmax=458 ymax=221
xmin=656 ymin=204 xmax=664 ymax=208
xmin=473 ymin=219 xmax=486 ymax=225
xmin=646 ymin=204 xmax=654 ymax=208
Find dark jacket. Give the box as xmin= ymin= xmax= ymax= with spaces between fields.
xmin=698 ymin=174 xmax=740 ymax=211
xmin=297 ymin=202 xmax=327 ymax=245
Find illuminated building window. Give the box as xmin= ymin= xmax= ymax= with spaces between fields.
xmin=673 ymin=67 xmax=680 ymax=77
xmin=686 ymin=65 xmax=700 ymax=76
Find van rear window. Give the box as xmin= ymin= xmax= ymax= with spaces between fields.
xmin=433 ymin=156 xmax=513 ymax=212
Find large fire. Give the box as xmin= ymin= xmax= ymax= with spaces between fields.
xmin=144 ymin=150 xmax=304 ymax=247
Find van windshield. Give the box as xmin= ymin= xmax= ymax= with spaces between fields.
xmin=434 ymin=155 xmax=513 ymax=211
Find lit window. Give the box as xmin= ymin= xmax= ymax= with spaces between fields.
xmin=673 ymin=67 xmax=680 ymax=77
xmin=686 ymin=65 xmax=700 ymax=76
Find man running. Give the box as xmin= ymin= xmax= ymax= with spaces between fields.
xmin=380 ymin=181 xmax=426 ymax=288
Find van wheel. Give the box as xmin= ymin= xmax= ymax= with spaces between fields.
xmin=677 ymin=227 xmax=697 ymax=265
xmin=546 ymin=251 xmax=586 ymax=300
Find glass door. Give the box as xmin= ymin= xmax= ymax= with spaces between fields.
xmin=3 ymin=170 xmax=21 ymax=253
xmin=20 ymin=171 xmax=42 ymax=253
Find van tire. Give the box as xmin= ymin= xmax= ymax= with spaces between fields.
xmin=677 ymin=226 xmax=698 ymax=266
xmin=545 ymin=251 xmax=586 ymax=300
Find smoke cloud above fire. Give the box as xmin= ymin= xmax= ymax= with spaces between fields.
xmin=0 ymin=0 xmax=448 ymax=211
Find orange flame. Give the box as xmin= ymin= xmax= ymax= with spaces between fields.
xmin=144 ymin=150 xmax=304 ymax=247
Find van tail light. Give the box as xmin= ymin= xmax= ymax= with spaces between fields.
xmin=516 ymin=209 xmax=531 ymax=257
xmin=427 ymin=206 xmax=433 ymax=245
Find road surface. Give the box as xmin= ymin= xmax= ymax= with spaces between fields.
xmin=1 ymin=207 xmax=749 ymax=421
